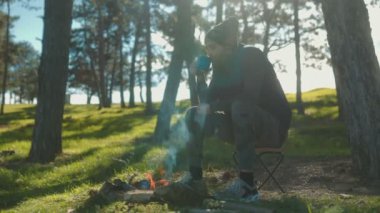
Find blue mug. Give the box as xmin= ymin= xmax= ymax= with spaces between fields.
xmin=196 ymin=55 xmax=211 ymax=72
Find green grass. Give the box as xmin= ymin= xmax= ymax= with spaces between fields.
xmin=0 ymin=88 xmax=378 ymax=212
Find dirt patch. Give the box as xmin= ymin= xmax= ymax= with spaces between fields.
xmin=202 ymin=156 xmax=380 ymax=201
xmin=261 ymin=157 xmax=379 ymax=196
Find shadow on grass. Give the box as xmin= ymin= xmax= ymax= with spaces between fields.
xmin=0 ymin=109 xmax=155 ymax=146
xmin=289 ymin=94 xmax=337 ymax=109
xmin=1 ymin=147 xmax=102 ymax=176
xmin=0 ymin=136 xmax=156 ymax=210
xmin=0 ymin=106 xmax=35 ymax=126
xmin=0 ymin=124 xmax=34 ymax=146
xmin=63 ymin=110 xmax=154 ymax=140
xmin=0 ymin=106 xmax=35 ymax=146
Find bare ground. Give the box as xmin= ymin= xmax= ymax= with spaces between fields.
xmin=202 ymin=156 xmax=380 ymax=202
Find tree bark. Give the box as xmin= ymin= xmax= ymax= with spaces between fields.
xmin=262 ymin=2 xmax=271 ymax=56
xmin=154 ymin=0 xmax=193 ymax=143
xmin=119 ymin=31 xmax=126 ymax=108
xmin=293 ymin=0 xmax=305 ymax=115
xmin=108 ymin=47 xmax=118 ymax=106
xmin=137 ymin=64 xmax=145 ymax=104
xmin=187 ymin=61 xmax=198 ymax=106
xmin=240 ymin=0 xmax=249 ymax=43
xmin=0 ymin=0 xmax=10 ymax=115
xmin=261 ymin=0 xmax=281 ymax=56
xmin=333 ymin=70 xmax=343 ymax=120
xmin=322 ymin=0 xmax=380 ymax=179
xmin=144 ymin=0 xmax=154 ymax=114
xmin=216 ymin=0 xmax=224 ymax=24
xmin=96 ymin=5 xmax=109 ymax=108
xmin=129 ymin=20 xmax=142 ymax=108
xmin=29 ymin=0 xmax=73 ymax=163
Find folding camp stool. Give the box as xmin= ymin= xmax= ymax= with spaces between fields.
xmin=233 ymin=146 xmax=285 ymax=193
xmin=255 ymin=147 xmax=285 ymax=193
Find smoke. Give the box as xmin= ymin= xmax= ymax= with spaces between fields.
xmin=162 ymin=113 xmax=190 ymax=178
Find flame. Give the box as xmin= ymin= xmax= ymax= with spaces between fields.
xmin=146 ymin=173 xmax=156 ymax=190
xmin=157 ymin=179 xmax=170 ymax=187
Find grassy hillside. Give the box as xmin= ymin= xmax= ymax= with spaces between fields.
xmin=0 ymin=88 xmax=378 ymax=212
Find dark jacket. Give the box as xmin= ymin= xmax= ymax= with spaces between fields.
xmin=206 ymin=45 xmax=292 ymax=143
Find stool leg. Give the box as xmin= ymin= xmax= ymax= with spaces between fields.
xmin=257 ymin=152 xmax=285 ymax=193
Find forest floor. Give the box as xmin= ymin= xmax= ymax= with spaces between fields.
xmin=197 ymin=156 xmax=380 ymax=212
xmin=0 ymin=88 xmax=379 ymax=212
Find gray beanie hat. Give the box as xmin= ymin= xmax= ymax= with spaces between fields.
xmin=205 ymin=17 xmax=239 ymax=46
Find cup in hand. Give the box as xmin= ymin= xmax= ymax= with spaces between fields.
xmin=196 ymin=55 xmax=211 ymax=73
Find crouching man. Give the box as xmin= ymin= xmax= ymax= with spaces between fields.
xmin=183 ymin=17 xmax=292 ymax=202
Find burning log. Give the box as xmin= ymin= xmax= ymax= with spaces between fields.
xmin=123 ymin=190 xmax=154 ymax=203
xmin=99 ymin=181 xmax=125 ymax=201
xmin=153 ymin=182 xmax=207 ymax=205
xmin=98 ymin=179 xmax=135 ymax=201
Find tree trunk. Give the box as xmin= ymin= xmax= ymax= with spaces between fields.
xmin=138 ymin=66 xmax=145 ymax=104
xmin=240 ymin=0 xmax=249 ymax=43
xmin=0 ymin=0 xmax=10 ymax=115
xmin=82 ymin=7 xmax=100 ymax=108
xmin=187 ymin=61 xmax=198 ymax=106
xmin=216 ymin=0 xmax=224 ymax=24
xmin=108 ymin=42 xmax=119 ymax=107
xmin=293 ymin=0 xmax=305 ymax=115
xmin=261 ymin=1 xmax=281 ymax=56
xmin=333 ymin=70 xmax=343 ymax=120
xmin=322 ymin=0 xmax=380 ymax=179
xmin=129 ymin=20 xmax=142 ymax=108
xmin=154 ymin=0 xmax=193 ymax=143
xmin=97 ymin=8 xmax=109 ymax=108
xmin=136 ymin=61 xmax=145 ymax=103
xmin=29 ymin=0 xmax=73 ymax=163
xmin=144 ymin=0 xmax=154 ymax=113
xmin=262 ymin=3 xmax=271 ymax=56
xmin=87 ymin=93 xmax=92 ymax=104
xmin=119 ymin=31 xmax=126 ymax=108
xmin=184 ymin=22 xmax=196 ymax=106
xmin=19 ymin=85 xmax=24 ymax=104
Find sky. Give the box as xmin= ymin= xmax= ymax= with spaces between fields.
xmin=6 ymin=0 xmax=380 ymax=104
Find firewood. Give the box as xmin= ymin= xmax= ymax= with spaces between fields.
xmin=123 ymin=190 xmax=154 ymax=203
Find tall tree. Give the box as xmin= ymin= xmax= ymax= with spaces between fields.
xmin=129 ymin=19 xmax=142 ymax=108
xmin=154 ymin=0 xmax=193 ymax=143
xmin=293 ymin=0 xmax=305 ymax=115
xmin=29 ymin=0 xmax=73 ymax=163
xmin=116 ymin=1 xmax=126 ymax=108
xmin=239 ymin=0 xmax=250 ymax=43
xmin=8 ymin=42 xmax=39 ymax=103
xmin=0 ymin=0 xmax=10 ymax=115
xmin=322 ymin=0 xmax=380 ymax=179
xmin=144 ymin=0 xmax=154 ymax=113
xmin=71 ymin=0 xmax=125 ymax=108
xmin=216 ymin=0 xmax=224 ymax=24
xmin=95 ymin=1 xmax=109 ymax=108
xmin=118 ymin=36 xmax=126 ymax=108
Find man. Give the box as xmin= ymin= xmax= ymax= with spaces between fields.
xmin=184 ymin=18 xmax=292 ymax=202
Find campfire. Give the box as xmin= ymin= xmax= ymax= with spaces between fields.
xmin=96 ymin=171 xmax=273 ymax=212
xmin=97 ymin=169 xmax=206 ymax=205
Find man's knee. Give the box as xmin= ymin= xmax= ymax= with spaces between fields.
xmin=231 ymin=101 xmax=251 ymax=125
xmin=185 ymin=106 xmax=198 ymax=132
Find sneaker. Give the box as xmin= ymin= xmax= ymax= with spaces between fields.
xmin=214 ymin=178 xmax=259 ymax=202
xmin=178 ymin=173 xmax=208 ymax=197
